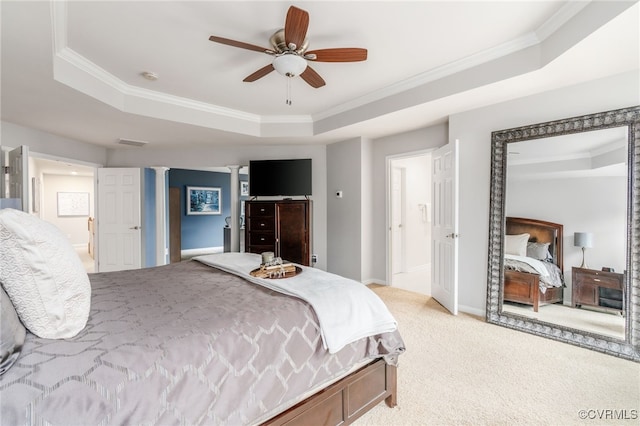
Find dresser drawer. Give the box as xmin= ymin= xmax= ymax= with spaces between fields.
xmin=246 ymin=245 xmax=274 ymax=255
xmin=247 ymin=203 xmax=275 ymax=217
xmin=249 ymin=232 xmax=275 ymax=246
xmin=575 ymin=273 xmax=621 ymax=289
xmin=247 ymin=217 xmax=274 ymax=231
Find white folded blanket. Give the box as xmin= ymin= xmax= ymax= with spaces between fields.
xmin=194 ymin=252 xmax=398 ymax=354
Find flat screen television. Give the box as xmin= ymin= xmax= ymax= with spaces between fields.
xmin=249 ymin=159 xmax=312 ymax=197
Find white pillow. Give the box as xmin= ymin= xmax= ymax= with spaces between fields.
xmin=527 ymin=241 xmax=551 ymax=261
xmin=505 ymin=233 xmax=530 ymax=257
xmin=0 ymin=209 xmax=90 ymax=339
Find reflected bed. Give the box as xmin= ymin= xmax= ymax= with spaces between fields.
xmin=504 ymin=217 xmax=564 ymax=312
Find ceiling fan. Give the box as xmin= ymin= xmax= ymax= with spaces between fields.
xmin=208 ymin=5 xmax=367 ymax=89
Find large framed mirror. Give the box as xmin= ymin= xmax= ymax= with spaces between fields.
xmin=487 ymin=106 xmax=640 ymax=362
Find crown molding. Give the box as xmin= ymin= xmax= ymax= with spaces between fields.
xmin=49 ymin=0 xmax=594 ymax=138
xmin=260 ymin=115 xmax=313 ymax=124
xmin=313 ymin=31 xmax=541 ymax=122
xmin=535 ymin=1 xmax=591 ymax=41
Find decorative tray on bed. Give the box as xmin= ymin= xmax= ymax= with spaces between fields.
xmin=250 ymin=263 xmax=301 ymax=279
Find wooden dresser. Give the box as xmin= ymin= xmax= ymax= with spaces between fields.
xmin=572 ymin=267 xmax=624 ymax=313
xmin=245 ymin=199 xmax=312 ymax=266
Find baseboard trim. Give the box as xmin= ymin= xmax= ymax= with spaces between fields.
xmin=363 ymin=278 xmax=386 ymax=286
xmin=458 ymin=304 xmax=485 ymax=318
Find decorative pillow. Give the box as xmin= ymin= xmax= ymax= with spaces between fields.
xmin=504 ymin=233 xmax=530 ymax=256
xmin=527 ymin=241 xmax=551 ymax=261
xmin=0 ymin=209 xmax=90 ymax=339
xmin=0 ymin=286 xmax=26 ymax=375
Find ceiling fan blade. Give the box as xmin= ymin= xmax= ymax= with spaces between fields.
xmin=305 ymin=48 xmax=368 ymax=62
xmin=300 ymin=66 xmax=326 ymax=88
xmin=284 ymin=6 xmax=309 ymax=50
xmin=209 ymin=35 xmax=274 ymax=54
xmin=243 ymin=64 xmax=275 ymax=82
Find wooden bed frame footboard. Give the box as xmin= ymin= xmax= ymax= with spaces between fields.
xmin=504 ymin=270 xmax=563 ymax=312
xmin=263 ymin=358 xmax=397 ymax=426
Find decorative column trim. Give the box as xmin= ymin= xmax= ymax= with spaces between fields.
xmin=227 ymin=165 xmax=240 ymax=252
xmin=152 ymin=167 xmax=170 ymax=265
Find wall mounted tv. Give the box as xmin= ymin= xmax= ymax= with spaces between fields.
xmin=249 ymin=159 xmax=312 ymax=197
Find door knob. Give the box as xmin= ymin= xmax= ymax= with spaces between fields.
xmin=130 ymin=226 xmax=141 ymax=230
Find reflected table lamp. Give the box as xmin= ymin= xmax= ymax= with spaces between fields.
xmin=574 ymin=232 xmax=593 ymax=268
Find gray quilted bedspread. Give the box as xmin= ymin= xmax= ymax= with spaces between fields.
xmin=0 ymin=261 xmax=404 ymax=426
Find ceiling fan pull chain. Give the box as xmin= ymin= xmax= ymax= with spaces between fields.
xmin=286 ymin=77 xmax=292 ymax=106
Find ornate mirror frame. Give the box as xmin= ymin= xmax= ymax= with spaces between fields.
xmin=486 ymin=106 xmax=640 ymax=362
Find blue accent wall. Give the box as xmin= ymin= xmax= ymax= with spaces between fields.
xmin=169 ymin=169 xmax=247 ymax=250
xmin=143 ymin=168 xmax=156 ymax=267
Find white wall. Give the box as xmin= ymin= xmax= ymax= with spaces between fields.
xmin=1 ymin=121 xmax=107 ymax=166
xmin=449 ymin=70 xmax=640 ymax=315
xmin=327 ymin=138 xmax=363 ymax=280
xmin=41 ymin=174 xmax=94 ymax=246
xmin=361 ymin=138 xmax=374 ymax=282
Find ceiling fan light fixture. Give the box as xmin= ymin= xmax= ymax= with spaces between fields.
xmin=273 ymin=53 xmax=307 ymax=77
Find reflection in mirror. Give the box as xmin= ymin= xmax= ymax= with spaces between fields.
xmin=486 ymin=106 xmax=640 ymax=362
xmin=503 ymin=128 xmax=627 ymax=340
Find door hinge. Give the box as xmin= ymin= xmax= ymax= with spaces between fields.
xmin=2 ymin=166 xmax=9 ymax=174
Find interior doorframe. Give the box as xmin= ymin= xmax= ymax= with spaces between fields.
xmin=385 ymin=149 xmax=434 ymax=286
xmin=29 ymin=151 xmax=102 ymax=270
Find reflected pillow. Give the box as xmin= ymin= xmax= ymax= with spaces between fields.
xmin=1 ymin=285 xmax=26 ymax=375
xmin=527 ymin=242 xmax=551 ymax=261
xmin=0 ymin=209 xmax=90 ymax=339
xmin=505 ymin=233 xmax=530 ymax=257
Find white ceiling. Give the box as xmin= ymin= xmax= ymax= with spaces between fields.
xmin=507 ymin=126 xmax=629 ymax=179
xmin=1 ymin=1 xmax=639 ymax=153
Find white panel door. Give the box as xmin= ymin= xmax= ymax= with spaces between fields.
xmin=391 ymin=167 xmax=407 ymax=274
xmin=97 ymin=168 xmax=141 ymax=272
xmin=431 ymin=140 xmax=459 ymax=314
xmin=6 ymin=146 xmax=29 ymax=212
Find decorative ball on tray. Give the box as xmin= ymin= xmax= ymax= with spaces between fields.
xmin=250 ymin=252 xmax=300 ymax=279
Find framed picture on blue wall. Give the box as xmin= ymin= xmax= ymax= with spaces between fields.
xmin=241 ymin=181 xmax=249 ymax=196
xmin=187 ymin=186 xmax=221 ymax=215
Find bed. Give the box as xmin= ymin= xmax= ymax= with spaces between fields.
xmin=0 ymin=209 xmax=405 ymax=426
xmin=503 ymin=217 xmax=565 ymax=313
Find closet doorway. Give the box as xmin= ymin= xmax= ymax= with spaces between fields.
xmin=387 ymin=151 xmax=432 ymax=295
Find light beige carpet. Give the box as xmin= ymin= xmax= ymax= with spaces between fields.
xmin=503 ymin=302 xmax=624 ymax=340
xmin=358 ymin=285 xmax=640 ymax=426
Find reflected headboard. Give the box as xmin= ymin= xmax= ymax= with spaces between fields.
xmin=506 ymin=217 xmax=564 ymax=271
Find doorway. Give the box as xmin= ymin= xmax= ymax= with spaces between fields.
xmin=30 ymin=156 xmax=97 ymax=273
xmin=387 ymin=151 xmax=432 ymax=295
